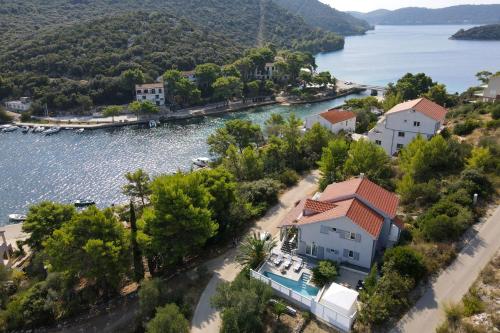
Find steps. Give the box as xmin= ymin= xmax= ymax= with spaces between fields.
xmin=300 ymin=272 xmax=311 ymax=287
xmin=280 ymin=241 xmax=295 ymax=255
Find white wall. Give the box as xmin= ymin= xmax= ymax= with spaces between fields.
xmin=368 ymin=109 xmax=440 ymax=155
xmin=136 ymin=88 xmax=165 ymax=106
xmin=305 ymin=115 xmax=356 ymax=134
xmin=297 ymin=217 xmax=376 ymax=269
xmin=484 ymin=77 xmax=500 ymax=100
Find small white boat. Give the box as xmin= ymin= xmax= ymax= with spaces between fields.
xmin=0 ymin=124 xmax=12 ymax=129
xmin=192 ymin=157 xmax=211 ymax=168
xmin=21 ymin=126 xmax=30 ymax=133
xmin=2 ymin=126 xmax=18 ymax=132
xmin=8 ymin=214 xmax=27 ymax=222
xmin=75 ymin=128 xmax=85 ymax=133
xmin=149 ymin=120 xmax=157 ymax=128
xmin=74 ymin=199 xmax=96 ymax=208
xmin=33 ymin=126 xmax=46 ymax=133
xmin=43 ymin=127 xmax=61 ymax=135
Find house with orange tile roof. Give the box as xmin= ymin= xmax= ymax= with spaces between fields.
xmin=135 ymin=82 xmax=165 ymax=106
xmin=367 ymin=97 xmax=448 ymax=155
xmin=305 ymin=109 xmax=356 ymax=134
xmin=279 ymin=176 xmax=402 ymax=270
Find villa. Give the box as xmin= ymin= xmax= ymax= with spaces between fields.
xmin=367 ymin=97 xmax=448 ymax=155
xmin=475 ymin=75 xmax=500 ymax=102
xmin=305 ymin=109 xmax=356 ymax=134
xmin=250 ymin=176 xmax=402 ymax=331
xmin=5 ymin=97 xmax=31 ymax=113
xmin=135 ymin=83 xmax=165 ymax=106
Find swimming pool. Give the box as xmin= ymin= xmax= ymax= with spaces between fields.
xmin=263 ymin=271 xmax=319 ymax=298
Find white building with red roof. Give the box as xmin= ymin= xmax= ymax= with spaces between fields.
xmin=368 ymin=97 xmax=448 ymax=155
xmin=279 ymin=176 xmax=402 ymax=270
xmin=305 ymin=108 xmax=356 ymax=134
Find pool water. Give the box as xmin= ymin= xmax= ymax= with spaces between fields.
xmin=263 ymin=271 xmax=319 ymax=298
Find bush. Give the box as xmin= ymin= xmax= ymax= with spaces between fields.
xmin=491 ymin=103 xmax=500 ymax=120
xmin=486 ymin=119 xmax=500 ymax=129
xmin=420 ymin=215 xmax=462 ymax=242
xmin=383 ymin=246 xmax=427 ymax=282
xmin=311 ymin=260 xmax=338 ymax=287
xmin=453 ymin=119 xmax=481 ymax=136
xmin=238 ymin=178 xmax=282 ymax=208
xmin=139 ymin=278 xmax=167 ymax=318
xmin=0 ymin=108 xmax=12 ymax=123
xmin=462 ymin=288 xmax=484 ymax=316
xmin=410 ymin=243 xmax=457 ymax=274
xmin=20 ymin=112 xmax=32 ymax=122
xmin=146 ymin=303 xmax=189 ymax=333
xmin=275 ymin=169 xmax=299 ymax=187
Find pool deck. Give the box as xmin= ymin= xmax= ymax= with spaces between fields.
xmin=259 ymin=258 xmax=311 ymax=283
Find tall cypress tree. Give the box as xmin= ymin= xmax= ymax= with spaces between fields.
xmin=130 ymin=201 xmax=144 ymax=281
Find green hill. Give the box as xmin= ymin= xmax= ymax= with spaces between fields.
xmin=272 ymin=0 xmax=371 ymax=35
xmin=451 ymin=24 xmax=500 ymax=40
xmin=352 ymin=5 xmax=500 ymax=25
xmin=0 ymin=0 xmax=345 ymax=111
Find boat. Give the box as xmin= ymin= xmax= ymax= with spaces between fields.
xmin=8 ymin=214 xmax=27 ymax=222
xmin=33 ymin=126 xmax=46 ymax=133
xmin=2 ymin=126 xmax=18 ymax=132
xmin=148 ymin=120 xmax=157 ymax=128
xmin=192 ymin=157 xmax=211 ymax=168
xmin=21 ymin=126 xmax=30 ymax=133
xmin=74 ymin=199 xmax=96 ymax=208
xmin=43 ymin=127 xmax=61 ymax=136
xmin=0 ymin=124 xmax=12 ymax=129
xmin=75 ymin=128 xmax=85 ymax=133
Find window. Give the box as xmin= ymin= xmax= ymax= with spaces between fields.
xmin=349 ymin=232 xmax=356 ymax=240
xmin=136 ymin=90 xmax=142 ymax=94
xmin=345 ymin=121 xmax=348 ymax=126
xmin=413 ymin=121 xmax=421 ymax=127
xmin=306 ymin=243 xmax=317 ymax=257
xmin=142 ymin=96 xmax=146 ymax=100
xmin=158 ymin=88 xmax=162 ymax=93
xmin=151 ymin=89 xmax=156 ymax=94
xmin=143 ymin=89 xmax=149 ymax=94
xmin=375 ymin=140 xmax=382 ymax=145
xmin=348 ymin=250 xmax=354 ymax=258
xmin=398 ymin=131 xmax=405 ymax=137
xmin=155 ymin=95 xmax=159 ymax=99
xmin=397 ymin=144 xmax=404 ymax=150
xmin=331 ymin=227 xmax=337 ymax=232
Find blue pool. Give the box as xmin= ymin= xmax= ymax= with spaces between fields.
xmin=263 ymin=271 xmax=319 ymax=298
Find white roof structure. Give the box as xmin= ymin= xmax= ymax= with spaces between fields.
xmin=319 ymin=283 xmax=358 ymax=317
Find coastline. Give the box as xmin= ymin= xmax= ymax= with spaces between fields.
xmin=1 ymin=223 xmax=27 ymax=251
xmin=11 ymin=89 xmax=364 ymax=130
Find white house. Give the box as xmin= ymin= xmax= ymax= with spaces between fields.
xmin=181 ymin=70 xmax=197 ymax=83
xmin=368 ymin=97 xmax=448 ymax=155
xmin=5 ymin=97 xmax=31 ymax=113
xmin=254 ymin=62 xmax=277 ymax=80
xmin=135 ymin=83 xmax=165 ymax=106
xmin=279 ymin=176 xmax=403 ymax=270
xmin=305 ymin=109 xmax=356 ymax=134
xmin=476 ymin=76 xmax=500 ymax=102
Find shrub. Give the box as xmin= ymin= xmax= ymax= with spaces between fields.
xmin=486 ymin=119 xmax=500 ymax=129
xmin=20 ymin=112 xmax=32 ymax=122
xmin=383 ymin=246 xmax=427 ymax=282
xmin=139 ymin=278 xmax=167 ymax=318
xmin=462 ymin=288 xmax=485 ymax=316
xmin=420 ymin=215 xmax=462 ymax=242
xmin=453 ymin=119 xmax=481 ymax=136
xmin=238 ymin=178 xmax=282 ymax=208
xmin=491 ymin=103 xmax=500 ymax=120
xmin=275 ymin=169 xmax=300 ymax=187
xmin=443 ymin=302 xmax=463 ymax=328
xmin=452 ymin=168 xmax=494 ymax=199
xmin=146 ymin=303 xmax=189 ymax=333
xmin=0 ymin=108 xmax=12 ymax=123
xmin=311 ymin=260 xmax=338 ymax=287
xmin=410 ymin=243 xmax=457 ymax=274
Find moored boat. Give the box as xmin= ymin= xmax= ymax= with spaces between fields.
xmin=192 ymin=157 xmax=211 ymax=168
xmin=33 ymin=126 xmax=46 ymax=133
xmin=74 ymin=199 xmax=96 ymax=208
xmin=2 ymin=126 xmax=18 ymax=133
xmin=8 ymin=214 xmax=27 ymax=222
xmin=43 ymin=127 xmax=61 ymax=136
xmin=75 ymin=128 xmax=85 ymax=133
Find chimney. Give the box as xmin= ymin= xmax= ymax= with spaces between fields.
xmin=359 ymin=173 xmax=365 ymax=179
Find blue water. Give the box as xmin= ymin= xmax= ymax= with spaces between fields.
xmin=0 ymin=95 xmax=362 ymax=225
xmin=316 ymin=25 xmax=500 ymax=93
xmin=263 ymin=271 xmax=319 ymax=298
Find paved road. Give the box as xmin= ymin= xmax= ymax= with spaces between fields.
xmin=190 ymin=171 xmax=320 ymax=333
xmin=392 ymin=205 xmax=500 ymax=333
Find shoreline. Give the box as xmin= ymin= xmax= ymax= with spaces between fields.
xmin=11 ymin=89 xmax=365 ymax=130
xmin=1 ymin=223 xmax=27 ymax=251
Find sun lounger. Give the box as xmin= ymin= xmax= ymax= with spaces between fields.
xmin=284 ymin=255 xmax=292 ymax=268
xmin=273 ymin=253 xmax=283 ymax=266
xmin=293 ymin=258 xmax=303 ymax=272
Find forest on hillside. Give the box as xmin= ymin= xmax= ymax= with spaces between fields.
xmin=0 ymin=0 xmax=345 ymax=112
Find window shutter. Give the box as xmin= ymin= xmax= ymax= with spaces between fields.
xmin=355 ymin=233 xmax=361 ymax=242
xmin=354 ymin=252 xmax=360 ymax=261
xmin=339 ymin=230 xmax=347 ymax=239
xmin=343 ymin=249 xmax=349 ymax=258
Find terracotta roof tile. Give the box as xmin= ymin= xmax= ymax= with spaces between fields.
xmin=320 ymin=178 xmax=399 ymax=218
xmin=303 ymin=199 xmax=337 ymax=214
xmin=346 ymin=199 xmax=384 ymax=237
xmin=386 ymin=97 xmax=447 ymax=122
xmin=319 ymin=109 xmax=356 ymax=125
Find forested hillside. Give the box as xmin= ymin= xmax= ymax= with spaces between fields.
xmin=0 ymin=0 xmax=344 ymax=111
xmin=452 ymin=24 xmax=500 ymax=40
xmin=351 ymin=5 xmax=500 ymax=25
xmin=272 ymin=0 xmax=371 ymax=35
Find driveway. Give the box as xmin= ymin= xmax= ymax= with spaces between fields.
xmin=191 ymin=171 xmax=320 ymax=333
xmin=391 ymin=205 xmax=500 ymax=333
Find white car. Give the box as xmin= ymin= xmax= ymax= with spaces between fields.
xmin=260 ymin=232 xmax=271 ymax=241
